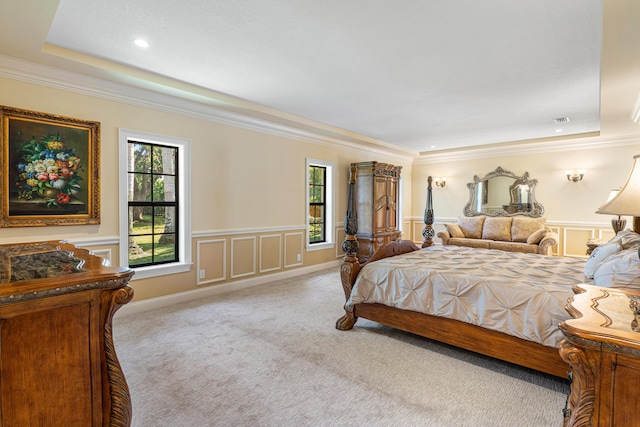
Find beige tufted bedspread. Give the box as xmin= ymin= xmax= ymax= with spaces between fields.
xmin=346 ymin=245 xmax=592 ymax=348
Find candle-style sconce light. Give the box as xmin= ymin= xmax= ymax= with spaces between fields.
xmin=434 ymin=177 xmax=447 ymax=187
xmin=565 ymin=169 xmax=585 ymax=182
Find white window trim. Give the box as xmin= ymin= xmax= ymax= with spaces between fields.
xmin=306 ymin=158 xmax=334 ymax=251
xmin=118 ymin=129 xmax=192 ymax=279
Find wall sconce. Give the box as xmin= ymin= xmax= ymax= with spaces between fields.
xmin=434 ymin=177 xmax=447 ymax=187
xmin=565 ymin=169 xmax=585 ymax=182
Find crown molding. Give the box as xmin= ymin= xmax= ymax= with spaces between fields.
xmin=413 ymin=134 xmax=640 ymax=164
xmin=0 ymin=54 xmax=416 ymax=162
xmin=4 ymin=53 xmax=631 ymax=165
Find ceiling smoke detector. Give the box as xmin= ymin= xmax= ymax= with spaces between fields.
xmin=553 ymin=117 xmax=570 ymax=124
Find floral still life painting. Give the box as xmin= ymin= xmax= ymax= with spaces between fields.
xmin=15 ymin=133 xmax=84 ymax=206
xmin=0 ymin=106 xmax=100 ymax=227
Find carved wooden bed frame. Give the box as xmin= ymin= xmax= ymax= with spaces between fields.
xmin=336 ymin=170 xmax=569 ymax=378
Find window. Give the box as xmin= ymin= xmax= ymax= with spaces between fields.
xmin=119 ymin=129 xmax=191 ymax=279
xmin=306 ymin=158 xmax=334 ymax=250
xmin=127 ymin=141 xmax=178 ymax=266
xmin=308 ymin=165 xmax=326 ymax=244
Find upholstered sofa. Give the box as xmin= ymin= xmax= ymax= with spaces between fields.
xmin=437 ymin=215 xmax=558 ymax=255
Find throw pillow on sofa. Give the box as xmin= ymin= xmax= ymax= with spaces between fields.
xmin=526 ymin=228 xmax=548 ymax=244
xmin=457 ymin=216 xmax=486 ymax=239
xmin=511 ymin=217 xmax=546 ymax=242
xmin=482 ymin=217 xmax=513 ymax=241
xmin=444 ymin=223 xmax=465 ymax=238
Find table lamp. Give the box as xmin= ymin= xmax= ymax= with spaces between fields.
xmin=598 ymin=188 xmax=626 ymax=233
xmin=596 ymin=154 xmax=640 ymax=234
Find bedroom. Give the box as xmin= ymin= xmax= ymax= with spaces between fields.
xmin=0 ymin=0 xmax=639 ymax=425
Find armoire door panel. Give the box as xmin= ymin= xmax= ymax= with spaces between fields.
xmin=351 ymin=161 xmax=402 ymax=261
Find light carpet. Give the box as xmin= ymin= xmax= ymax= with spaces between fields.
xmin=114 ymin=268 xmax=569 ymax=426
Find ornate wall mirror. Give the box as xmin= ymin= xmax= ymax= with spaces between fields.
xmin=463 ymin=167 xmax=544 ymax=217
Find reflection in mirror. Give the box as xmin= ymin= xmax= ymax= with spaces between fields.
xmin=463 ymin=167 xmax=544 ymax=217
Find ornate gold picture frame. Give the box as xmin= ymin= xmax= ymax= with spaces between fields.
xmin=0 ymin=106 xmax=100 ymax=227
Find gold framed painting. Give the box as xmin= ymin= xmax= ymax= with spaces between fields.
xmin=0 ymin=106 xmax=100 ymax=227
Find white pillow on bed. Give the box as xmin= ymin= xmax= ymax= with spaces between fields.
xmin=608 ymin=230 xmax=640 ymax=249
xmin=584 ymin=242 xmax=622 ymax=279
xmin=593 ymin=247 xmax=640 ymax=291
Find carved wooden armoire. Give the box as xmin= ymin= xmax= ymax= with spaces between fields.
xmin=352 ymin=161 xmax=402 ymax=261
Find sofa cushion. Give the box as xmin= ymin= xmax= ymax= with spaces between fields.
xmin=482 ymin=217 xmax=513 ymax=241
xmin=489 ymin=240 xmax=538 ymax=254
xmin=526 ymin=228 xmax=548 ymax=244
xmin=457 ymin=216 xmax=486 ymax=239
xmin=444 ymin=223 xmax=465 ymax=238
xmin=449 ymin=237 xmax=490 ymax=249
xmin=511 ymin=217 xmax=546 ymax=242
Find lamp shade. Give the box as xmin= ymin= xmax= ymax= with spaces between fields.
xmin=603 ymin=188 xmax=620 ymax=205
xmin=596 ymin=154 xmax=640 ymax=216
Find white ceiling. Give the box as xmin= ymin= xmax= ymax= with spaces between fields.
xmin=9 ymin=1 xmax=605 ymax=155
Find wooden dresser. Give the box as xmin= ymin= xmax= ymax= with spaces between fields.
xmin=0 ymin=240 xmax=134 ymax=426
xmin=351 ymin=161 xmax=402 ymax=261
xmin=559 ymin=284 xmax=640 ymax=427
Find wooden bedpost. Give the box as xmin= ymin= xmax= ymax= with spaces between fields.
xmin=422 ymin=176 xmax=435 ymax=248
xmin=337 ymin=163 xmax=360 ymax=331
xmin=341 ymin=163 xmax=359 ymax=266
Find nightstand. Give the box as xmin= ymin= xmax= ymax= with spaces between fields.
xmin=559 ymin=284 xmax=640 ymax=427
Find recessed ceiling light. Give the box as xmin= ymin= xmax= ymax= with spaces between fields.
xmin=555 ymin=129 xmax=563 ymax=133
xmin=430 ymin=145 xmax=436 ymax=149
xmin=134 ymin=39 xmax=149 ymax=48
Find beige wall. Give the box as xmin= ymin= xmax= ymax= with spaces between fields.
xmin=411 ymin=144 xmax=640 ymax=223
xmin=408 ymin=144 xmax=638 ymax=257
xmin=0 ymin=75 xmax=412 ymax=302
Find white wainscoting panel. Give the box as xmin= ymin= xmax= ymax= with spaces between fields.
xmin=231 ymin=236 xmax=257 ymax=279
xmin=197 ymin=239 xmax=227 ymax=286
xmin=284 ymin=232 xmax=304 ymax=268
xmin=259 ymin=234 xmax=282 ymax=273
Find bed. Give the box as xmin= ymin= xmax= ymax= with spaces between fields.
xmin=336 ymin=174 xmax=640 ymax=378
xmin=337 ymin=241 xmax=587 ymax=377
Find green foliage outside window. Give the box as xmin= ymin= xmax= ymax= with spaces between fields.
xmin=309 ymin=165 xmax=326 ymax=244
xmin=128 ymin=142 xmax=178 ymax=267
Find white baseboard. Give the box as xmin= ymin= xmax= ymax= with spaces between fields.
xmin=115 ymin=259 xmax=342 ymax=318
